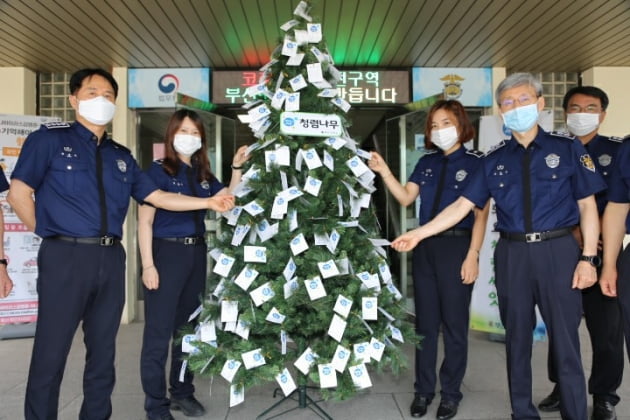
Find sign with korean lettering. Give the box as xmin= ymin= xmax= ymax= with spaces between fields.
xmin=280 ymin=112 xmax=343 ymax=137
xmin=128 ymin=68 xmax=210 ymax=108
xmin=212 ymin=70 xmax=409 ymax=105
xmin=1 ymin=114 xmax=60 ymax=325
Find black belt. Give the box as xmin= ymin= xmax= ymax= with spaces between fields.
xmin=499 ymin=227 xmax=573 ymax=243
xmin=50 ymin=235 xmax=120 ymax=246
xmin=158 ymin=236 xmax=205 ymax=245
xmin=434 ymin=228 xmax=472 ymax=238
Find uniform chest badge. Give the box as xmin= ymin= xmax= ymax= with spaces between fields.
xmin=63 ymin=146 xmax=72 ymax=152
xmin=116 ymin=159 xmax=127 ymax=173
xmin=201 ymin=181 xmax=210 ymax=190
xmin=455 ymin=169 xmax=467 ymax=182
xmin=598 ymin=154 xmax=612 ymax=167
xmin=580 ymin=154 xmax=596 ymax=172
xmin=545 ymin=153 xmax=560 ymax=168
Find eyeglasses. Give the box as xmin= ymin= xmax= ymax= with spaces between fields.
xmin=499 ymin=95 xmax=538 ymax=109
xmin=567 ymin=104 xmax=601 ymax=114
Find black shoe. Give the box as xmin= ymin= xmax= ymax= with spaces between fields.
xmin=410 ymin=394 xmax=430 ymax=418
xmin=591 ymin=400 xmax=616 ymax=420
xmin=147 ymin=413 xmax=175 ymax=420
xmin=436 ymin=400 xmax=458 ymax=420
xmin=538 ymin=388 xmax=560 ymax=412
xmin=170 ymin=395 xmax=206 ymax=417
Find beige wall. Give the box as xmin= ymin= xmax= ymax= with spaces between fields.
xmin=0 ymin=67 xmax=36 ymax=115
xmin=582 ymin=67 xmax=630 ymax=138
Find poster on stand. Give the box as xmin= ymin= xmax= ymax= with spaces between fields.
xmin=0 ymin=114 xmax=60 ymax=325
xmin=471 ymin=112 xmax=552 ymax=340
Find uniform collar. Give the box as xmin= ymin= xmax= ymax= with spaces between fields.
xmin=439 ymin=145 xmax=466 ymax=160
xmin=72 ymin=121 xmax=109 ymax=145
xmin=509 ymin=125 xmax=545 ymax=150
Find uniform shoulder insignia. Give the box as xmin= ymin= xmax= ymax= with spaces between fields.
xmin=43 ymin=122 xmax=71 ymax=130
xmin=465 ymin=149 xmax=484 ymax=158
xmin=110 ymin=140 xmax=131 ymax=153
xmin=424 ymin=149 xmax=438 ymax=155
xmin=624 ymin=134 xmax=630 ymax=142
xmin=549 ymin=131 xmax=575 ymax=140
xmin=608 ymin=136 xmax=624 ymax=143
xmin=486 ymin=140 xmax=506 ymax=155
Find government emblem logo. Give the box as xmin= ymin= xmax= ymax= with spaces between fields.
xmin=116 ymin=159 xmax=127 ymax=173
xmin=598 ymin=154 xmax=612 ymax=167
xmin=545 ymin=153 xmax=560 ymax=168
xmin=201 ymin=181 xmax=210 ymax=190
xmin=455 ymin=169 xmax=467 ymax=182
xmin=440 ymin=74 xmax=464 ymax=100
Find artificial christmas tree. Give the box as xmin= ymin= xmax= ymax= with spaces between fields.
xmin=185 ymin=0 xmax=416 ymax=415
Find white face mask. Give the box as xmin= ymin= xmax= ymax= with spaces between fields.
xmin=77 ymin=96 xmax=116 ymax=126
xmin=173 ymin=134 xmax=202 ymax=157
xmin=566 ymin=113 xmax=600 ymax=136
xmin=431 ymin=126 xmax=459 ymax=151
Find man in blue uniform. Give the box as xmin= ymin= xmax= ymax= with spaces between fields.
xmin=601 ymin=135 xmax=630 ymax=378
xmin=538 ymin=86 xmax=623 ymax=420
xmin=7 ymin=68 xmax=235 ymax=420
xmin=0 ymin=168 xmax=12 ymax=299
xmin=392 ymin=73 xmax=606 ymax=420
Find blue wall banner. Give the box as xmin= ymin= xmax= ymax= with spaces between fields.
xmin=412 ymin=68 xmax=493 ymax=107
xmin=128 ymin=68 xmax=210 ymax=108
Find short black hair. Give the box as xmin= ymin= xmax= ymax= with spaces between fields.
xmin=69 ymin=68 xmax=119 ymax=98
xmin=562 ymin=86 xmax=609 ymax=111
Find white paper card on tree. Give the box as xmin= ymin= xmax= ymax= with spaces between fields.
xmin=187 ymin=305 xmax=202 ymax=322
xmin=327 ymin=313 xmax=347 ymax=342
xmin=331 ymin=97 xmax=351 ymax=112
xmin=302 ymin=149 xmax=323 ymax=169
xmin=250 ymin=282 xmax=275 ymax=307
xmin=274 ymin=145 xmax=291 ymax=166
xmin=271 ymin=89 xmax=288 ymax=110
xmin=311 ymin=80 xmax=332 ymax=89
xmin=307 ymin=23 xmax=322 ymax=42
xmin=242 ymin=348 xmax=266 ymax=369
xmin=284 ymin=278 xmax=299 ymax=299
xmin=200 ymin=321 xmax=216 ymax=343
xmin=306 ymin=63 xmax=324 ymax=82
xmin=289 ymin=74 xmax=308 ymax=91
xmin=275 ymin=368 xmax=297 ymax=396
xmin=290 ymin=233 xmax=309 ymax=255
xmin=313 ymin=232 xmax=329 ymax=246
xmin=378 ymin=306 xmax=396 ymax=322
xmin=221 ymin=300 xmax=238 ymax=322
xmin=243 ymin=200 xmax=265 ymax=216
xmin=250 ymin=115 xmax=269 ymax=131
xmin=294 ymin=346 xmax=317 ymax=375
xmin=245 ymin=83 xmax=270 ymax=98
xmin=318 ymin=88 xmax=337 ymax=98
xmin=294 ymin=29 xmax=309 ymax=45
xmin=349 ymin=196 xmax=361 ymax=218
xmin=337 ymin=194 xmax=344 ymax=217
xmin=324 ymin=136 xmax=346 ymax=150
xmin=266 ymin=307 xmax=286 ymax=324
xmin=285 ymin=92 xmax=300 ymax=111
xmin=234 ymin=266 xmax=259 ymax=291
xmin=378 ymin=263 xmax=392 ymax=283
xmin=369 ymin=338 xmax=386 ymax=362
xmin=331 ymin=344 xmax=351 ymax=373
xmin=357 ymin=271 xmax=379 ymax=289
xmin=318 ymin=363 xmax=338 ymax=388
xmin=318 ymin=260 xmax=340 ymax=278
xmin=212 ymin=278 xmax=226 ymax=298
xmin=349 ymin=363 xmax=373 ymax=389
xmin=271 ymin=195 xmax=289 ymax=220
xmin=304 ymin=176 xmax=322 ymax=196
xmin=286 ymin=53 xmax=305 ymax=66
xmin=181 ymin=334 xmax=200 ymax=354
xmin=333 ymin=294 xmax=353 ymax=318
xmin=213 ymin=254 xmax=235 ymax=277
xmin=283 ymin=258 xmax=297 ymax=281
xmin=336 ymin=257 xmax=350 ymax=275
xmin=280 ymin=18 xmax=299 ymax=31
xmin=327 ymin=229 xmax=341 ymax=253
xmin=256 ymin=220 xmax=279 ymax=242
xmin=304 ymin=276 xmax=327 ymax=300
xmin=281 ymin=37 xmax=298 ymax=56
xmin=353 ymin=342 xmax=371 ymax=364
xmin=323 ymin=150 xmax=334 ymax=171
xmin=225 ymin=206 xmax=243 ymax=226
xmin=231 ymin=181 xmax=253 ymax=198
xmin=310 ymin=46 xmax=326 ymax=62
xmin=355 ymin=148 xmax=372 ymax=160
xmin=362 ymin=297 xmax=378 ymax=320
xmin=248 ymin=103 xmax=272 ymax=121
xmin=359 ymin=193 xmax=371 ymax=209
xmin=231 ymin=224 xmax=250 ymax=247
xmin=293 ymin=0 xmax=312 ymax=20
xmin=229 ymin=384 xmax=245 ymax=407
xmin=224 ymin=321 xmax=236 ymax=332
xmin=288 ymin=209 xmax=299 ymax=231
xmin=386 ymin=282 xmax=403 ymax=300
xmin=221 ymin=359 xmax=241 ymax=383
xmin=281 ymin=330 xmax=288 ymax=354
xmin=388 ymin=324 xmax=405 ymax=343
xmin=346 ymin=156 xmax=369 ymax=177
xmin=280 ymin=186 xmax=303 ymax=201
xmin=235 ymin=318 xmax=250 ymax=340
xmin=244 ymin=246 xmax=267 ymax=263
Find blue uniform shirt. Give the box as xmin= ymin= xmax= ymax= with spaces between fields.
xmin=606 ymin=137 xmax=630 ymax=233
xmin=580 ymin=133 xmax=624 ymax=215
xmin=147 ymin=160 xmax=224 ymax=237
xmin=409 ymin=146 xmax=484 ymax=229
xmin=0 ymin=167 xmax=9 ymax=193
xmin=464 ymin=128 xmax=606 ymax=233
xmin=11 ymin=122 xmax=158 ymax=238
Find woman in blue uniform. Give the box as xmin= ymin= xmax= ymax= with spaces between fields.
xmin=369 ymin=100 xmax=489 ymax=420
xmin=139 ymin=109 xmax=248 ymax=420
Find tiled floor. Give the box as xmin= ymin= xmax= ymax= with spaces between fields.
xmin=1 ymin=321 xmax=628 ymax=420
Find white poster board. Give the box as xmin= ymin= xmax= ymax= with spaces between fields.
xmin=0 ymin=114 xmax=60 ymax=325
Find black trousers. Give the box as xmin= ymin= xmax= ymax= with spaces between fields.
xmin=25 ymin=238 xmax=126 ymax=420
xmin=494 ymin=235 xmax=587 ymax=420
xmin=140 ymin=239 xmax=207 ymax=417
xmin=618 ymin=244 xmax=630 ymax=363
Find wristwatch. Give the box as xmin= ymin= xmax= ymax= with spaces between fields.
xmin=0 ymin=259 xmax=7 ymax=266
xmin=579 ymin=255 xmax=601 ymax=268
